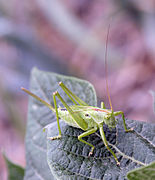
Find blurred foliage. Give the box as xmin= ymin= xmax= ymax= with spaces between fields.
xmin=0 ymin=0 xmax=155 ymax=179
xmin=3 ymin=154 xmax=24 ymax=180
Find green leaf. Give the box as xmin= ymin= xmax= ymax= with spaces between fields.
xmin=3 ymin=154 xmax=24 ymax=180
xmin=24 ymin=68 xmax=97 ymax=180
xmin=127 ymin=161 xmax=155 ymax=180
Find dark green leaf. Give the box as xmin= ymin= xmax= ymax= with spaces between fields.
xmin=127 ymin=161 xmax=155 ymax=180
xmin=3 ymin=154 xmax=24 ymax=180
xmin=24 ymin=68 xmax=97 ymax=180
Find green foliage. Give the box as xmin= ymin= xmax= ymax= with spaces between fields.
xmin=24 ymin=68 xmax=155 ymax=180
xmin=3 ymin=154 xmax=24 ymax=180
xmin=127 ymin=161 xmax=155 ymax=180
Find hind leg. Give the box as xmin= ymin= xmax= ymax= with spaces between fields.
xmin=114 ymin=111 xmax=133 ymax=132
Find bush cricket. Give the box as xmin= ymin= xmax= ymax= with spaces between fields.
xmin=21 ymin=25 xmax=132 ymax=165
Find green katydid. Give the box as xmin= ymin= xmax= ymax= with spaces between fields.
xmin=21 ymin=25 xmax=133 ymax=165
xmin=21 ymin=82 xmax=132 ymax=165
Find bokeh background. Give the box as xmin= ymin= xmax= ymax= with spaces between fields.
xmin=0 ymin=0 xmax=155 ymax=179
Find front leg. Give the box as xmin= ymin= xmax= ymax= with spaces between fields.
xmin=114 ymin=111 xmax=133 ymax=132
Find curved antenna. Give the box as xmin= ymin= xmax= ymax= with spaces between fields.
xmin=105 ymin=23 xmax=113 ymax=111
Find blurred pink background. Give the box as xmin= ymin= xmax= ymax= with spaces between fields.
xmin=0 ymin=1 xmax=155 ymax=179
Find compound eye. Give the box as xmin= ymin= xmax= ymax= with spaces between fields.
xmin=85 ymin=114 xmax=90 ymax=117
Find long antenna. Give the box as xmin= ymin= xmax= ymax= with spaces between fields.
xmin=105 ymin=23 xmax=113 ymax=111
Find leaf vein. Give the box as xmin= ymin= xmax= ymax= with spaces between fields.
xmin=52 ymin=162 xmax=101 ymax=180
